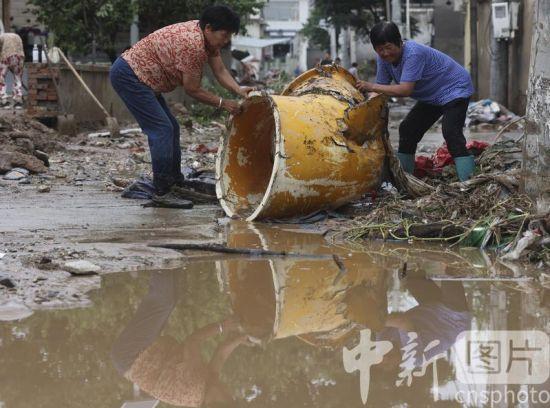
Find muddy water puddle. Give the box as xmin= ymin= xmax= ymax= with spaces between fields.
xmin=1 ymin=222 xmax=549 ymax=407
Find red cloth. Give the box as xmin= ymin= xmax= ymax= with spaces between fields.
xmin=414 ymin=140 xmax=489 ymax=178
xmin=414 ymin=156 xmax=437 ymax=178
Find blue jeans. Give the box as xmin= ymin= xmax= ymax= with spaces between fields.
xmin=110 ymin=57 xmax=181 ymax=194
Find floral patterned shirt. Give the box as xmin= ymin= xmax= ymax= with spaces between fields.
xmin=0 ymin=33 xmax=24 ymax=61
xmin=122 ymin=20 xmax=218 ymax=93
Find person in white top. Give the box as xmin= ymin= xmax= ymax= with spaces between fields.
xmin=348 ymin=62 xmax=359 ymax=79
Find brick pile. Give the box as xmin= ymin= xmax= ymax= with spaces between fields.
xmin=26 ymin=63 xmax=59 ymax=117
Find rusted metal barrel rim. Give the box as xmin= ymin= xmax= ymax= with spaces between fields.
xmin=216 ymin=92 xmax=283 ymax=221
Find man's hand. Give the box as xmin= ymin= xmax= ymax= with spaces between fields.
xmin=356 ymin=80 xmax=375 ymax=93
xmin=237 ymin=86 xmax=255 ymax=98
xmin=222 ymin=99 xmax=242 ymax=116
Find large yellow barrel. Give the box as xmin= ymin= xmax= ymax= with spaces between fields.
xmin=216 ymin=65 xmax=388 ymax=221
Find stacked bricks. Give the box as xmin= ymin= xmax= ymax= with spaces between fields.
xmin=26 ymin=63 xmax=59 ymax=117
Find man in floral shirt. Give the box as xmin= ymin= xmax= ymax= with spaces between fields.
xmin=110 ymin=5 xmax=251 ymax=199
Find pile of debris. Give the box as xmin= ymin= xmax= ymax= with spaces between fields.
xmin=466 ymin=99 xmax=522 ymax=130
xmin=338 ymin=135 xmax=549 ymax=266
xmin=0 ymin=114 xmax=65 ymax=180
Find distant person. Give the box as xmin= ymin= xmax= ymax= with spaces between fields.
xmin=348 ymin=62 xmax=359 ymax=79
xmin=110 ymin=5 xmax=253 ymax=199
xmin=356 ymin=21 xmax=475 ymax=181
xmin=334 ymin=57 xmax=341 ymax=65
xmin=320 ymin=51 xmax=332 ymax=65
xmin=293 ymin=65 xmax=302 ymax=77
xmin=0 ymin=32 xmax=24 ymax=109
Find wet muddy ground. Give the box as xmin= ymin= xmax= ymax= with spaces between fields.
xmin=1 ymin=223 xmax=548 ymax=407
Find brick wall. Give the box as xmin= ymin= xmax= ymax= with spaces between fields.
xmin=25 ymin=63 xmax=59 ymax=117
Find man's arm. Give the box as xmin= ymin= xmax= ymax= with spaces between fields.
xmin=209 ymin=54 xmax=248 ymax=98
xmin=182 ymin=72 xmax=242 ymax=115
xmin=357 ymin=80 xmax=415 ymax=97
xmin=357 ymin=53 xmax=418 ymax=96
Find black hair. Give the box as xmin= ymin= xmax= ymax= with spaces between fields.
xmin=352 ymin=62 xmax=358 ymax=67
xmin=199 ymin=5 xmax=240 ymax=34
xmin=369 ymin=21 xmax=402 ymax=48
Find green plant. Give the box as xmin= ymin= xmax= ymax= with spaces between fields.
xmin=28 ymin=0 xmax=137 ymax=62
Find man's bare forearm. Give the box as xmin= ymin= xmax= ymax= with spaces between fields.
xmin=215 ymin=68 xmax=242 ymax=95
xmin=186 ymin=87 xmax=224 ymax=107
xmin=371 ymin=83 xmax=413 ymax=97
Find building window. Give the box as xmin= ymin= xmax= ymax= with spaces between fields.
xmin=263 ymin=1 xmax=299 ymax=21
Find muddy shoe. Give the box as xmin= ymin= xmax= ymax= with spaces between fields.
xmin=13 ymin=102 xmax=23 ymax=110
xmin=1 ymin=100 xmax=10 ymax=109
xmin=171 ymin=185 xmax=218 ymax=204
xmin=146 ymin=192 xmax=194 ymax=209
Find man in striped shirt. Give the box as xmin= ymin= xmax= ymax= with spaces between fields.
xmin=356 ymin=22 xmax=475 ymax=181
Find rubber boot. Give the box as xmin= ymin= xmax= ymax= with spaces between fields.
xmin=397 ymin=152 xmax=415 ymax=174
xmin=454 ymin=155 xmax=475 ymax=181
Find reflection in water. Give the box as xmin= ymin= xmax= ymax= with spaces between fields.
xmin=377 ymin=278 xmax=471 ymax=369
xmin=0 ymin=222 xmax=548 ymax=407
xmin=112 ymin=271 xmax=247 ymax=407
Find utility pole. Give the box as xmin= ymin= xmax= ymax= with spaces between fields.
xmin=329 ymin=25 xmax=337 ymax=59
xmin=391 ymin=0 xmax=402 ymax=33
xmin=489 ymin=0 xmax=509 ymax=106
xmin=405 ymin=0 xmax=411 ymax=39
xmin=339 ymin=27 xmax=350 ymax=68
xmin=464 ymin=0 xmax=471 ymax=73
xmin=350 ymin=29 xmax=357 ymax=64
xmin=522 ymin=0 xmax=550 ymax=212
xmin=469 ymin=0 xmax=478 ymax=98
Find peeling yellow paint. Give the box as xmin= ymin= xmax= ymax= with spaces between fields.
xmin=216 ymin=65 xmax=389 ymax=221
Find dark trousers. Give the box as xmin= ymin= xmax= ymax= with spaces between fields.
xmin=398 ymin=98 xmax=470 ymax=158
xmin=110 ymin=57 xmax=181 ymax=193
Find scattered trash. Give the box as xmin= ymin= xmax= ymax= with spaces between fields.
xmin=190 ymin=143 xmax=218 ymax=154
xmin=37 ymin=184 xmax=51 ymax=193
xmin=244 ymin=385 xmax=262 ymax=402
xmin=88 ymin=127 xmax=142 ymax=138
xmin=121 ymin=176 xmax=156 ymax=200
xmin=33 ymin=150 xmax=49 ymax=166
xmin=466 ymin=99 xmax=520 ymax=127
xmin=3 ymin=167 xmax=29 ymax=180
xmin=338 ymin=136 xmax=549 ymax=265
xmin=0 ymin=252 xmax=5 ymax=259
xmin=63 ymin=260 xmax=101 ymax=275
xmin=0 ymin=277 xmax=15 ymax=288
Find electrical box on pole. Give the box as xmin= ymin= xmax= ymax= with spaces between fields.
xmin=491 ymin=1 xmax=520 ymax=39
xmin=491 ymin=2 xmax=510 ymax=38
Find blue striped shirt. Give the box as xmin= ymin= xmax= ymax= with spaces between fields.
xmin=376 ymin=41 xmax=474 ymax=106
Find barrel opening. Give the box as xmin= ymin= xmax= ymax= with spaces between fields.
xmin=218 ymin=97 xmax=277 ymax=218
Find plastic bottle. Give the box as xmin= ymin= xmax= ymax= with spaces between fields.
xmin=32 ymin=44 xmax=39 ymax=63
